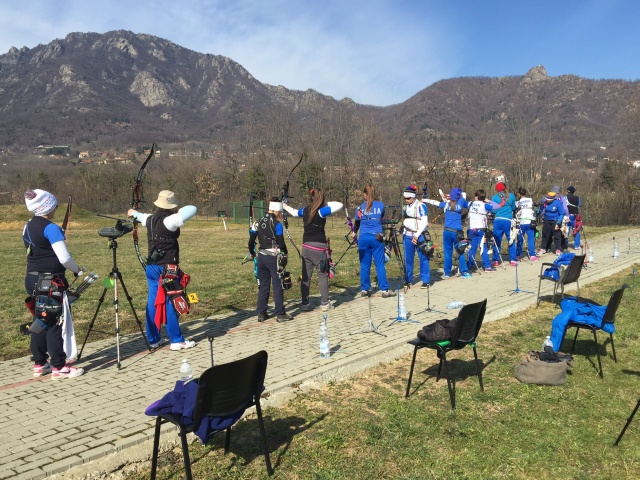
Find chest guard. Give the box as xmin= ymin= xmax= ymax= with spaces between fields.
xmin=257 ymin=214 xmax=279 ymax=250
xmin=147 ymin=211 xmax=180 ymax=265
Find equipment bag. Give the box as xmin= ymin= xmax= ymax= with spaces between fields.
xmin=514 ymin=350 xmax=573 ymax=386
xmin=31 ymin=273 xmax=67 ymax=332
xmin=161 ymin=264 xmax=191 ymax=315
xmin=417 ymin=318 xmax=457 ymax=342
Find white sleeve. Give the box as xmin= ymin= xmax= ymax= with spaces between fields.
xmin=421 ymin=198 xmax=441 ymax=207
xmin=283 ymin=204 xmax=300 ymax=217
xmin=51 ymin=241 xmax=80 ymax=273
xmin=163 ymin=205 xmax=197 ymax=231
xmin=326 ymin=201 xmax=344 ymax=214
xmin=130 ymin=211 xmax=152 ymax=227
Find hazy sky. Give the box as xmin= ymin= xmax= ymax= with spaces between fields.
xmin=1 ymin=0 xmax=638 ymax=106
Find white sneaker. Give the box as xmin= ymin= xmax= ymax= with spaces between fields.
xmin=170 ymin=340 xmax=196 ymax=351
xmin=149 ymin=339 xmax=166 ymax=349
xmin=52 ymin=364 xmax=84 ymax=379
xmin=33 ymin=362 xmax=53 ymax=377
xmin=321 ymin=302 xmax=334 ymax=312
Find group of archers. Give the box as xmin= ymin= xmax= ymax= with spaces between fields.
xmin=22 ymin=180 xmax=581 ymax=378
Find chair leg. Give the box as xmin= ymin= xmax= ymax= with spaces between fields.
xmin=405 ymin=345 xmax=419 ymax=398
xmin=536 ymin=277 xmax=543 ymax=307
xmin=255 ymin=402 xmax=274 ymax=475
xmin=615 ymin=399 xmax=640 ymax=446
xmin=610 ymin=333 xmax=617 ymax=362
xmin=593 ymin=329 xmax=603 ymax=378
xmin=436 ymin=355 xmax=443 ymax=382
xmin=473 ymin=346 xmax=484 ymax=392
xmin=440 ymin=353 xmax=455 ymax=410
xmin=151 ymin=417 xmax=162 ymax=480
xmin=224 ymin=427 xmax=231 ymax=452
xmin=178 ymin=425 xmax=193 ymax=480
xmin=576 ymin=280 xmax=580 ymax=298
xmin=570 ymin=327 xmax=581 ymax=354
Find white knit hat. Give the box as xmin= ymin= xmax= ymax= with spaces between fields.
xmin=269 ymin=201 xmax=283 ymax=212
xmin=24 ymin=189 xmax=58 ymax=216
xmin=154 ymin=190 xmax=179 ymax=209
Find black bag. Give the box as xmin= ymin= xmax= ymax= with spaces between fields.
xmin=417 ymin=318 xmax=457 ymax=342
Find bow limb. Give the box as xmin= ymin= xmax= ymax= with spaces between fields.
xmin=130 ymin=143 xmax=155 ymax=270
xmin=61 ymin=195 xmax=72 ymax=240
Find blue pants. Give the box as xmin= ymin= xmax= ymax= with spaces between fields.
xmin=403 ymin=234 xmax=430 ymax=284
xmin=146 ymin=264 xmax=185 ymax=344
xmin=493 ymin=218 xmax=517 ymax=262
xmin=468 ymin=229 xmax=491 ymax=269
xmin=443 ymin=229 xmax=468 ymax=276
xmin=568 ymin=214 xmax=581 ymax=248
xmin=358 ymin=233 xmax=389 ymax=291
xmin=517 ymin=224 xmax=536 ymax=258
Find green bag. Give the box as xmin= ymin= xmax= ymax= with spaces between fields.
xmin=515 ymin=350 xmax=573 ymax=386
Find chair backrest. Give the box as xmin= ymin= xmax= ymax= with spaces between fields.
xmin=602 ymin=284 xmax=628 ymax=325
xmin=451 ymin=299 xmax=487 ymax=345
xmin=193 ymin=350 xmax=268 ymax=424
xmin=561 ymin=255 xmax=585 ymax=285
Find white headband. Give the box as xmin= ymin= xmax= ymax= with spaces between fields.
xmin=403 ymin=192 xmax=416 ymax=198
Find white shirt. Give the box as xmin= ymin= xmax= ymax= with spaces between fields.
xmin=402 ymin=199 xmax=429 ymax=238
xmin=516 ymin=197 xmax=535 ymax=224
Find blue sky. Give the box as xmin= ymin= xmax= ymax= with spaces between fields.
xmin=1 ymin=0 xmax=638 ymax=106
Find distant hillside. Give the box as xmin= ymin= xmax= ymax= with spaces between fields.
xmin=1 ymin=30 xmax=639 ymax=152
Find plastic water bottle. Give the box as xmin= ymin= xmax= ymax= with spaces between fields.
xmin=446 ymin=300 xmax=464 ymax=309
xmin=319 ymin=317 xmax=330 ymax=359
xmin=588 ymin=248 xmax=594 ymax=263
xmin=613 ymin=237 xmax=619 ymax=258
xmin=398 ymin=291 xmax=407 ymax=320
xmin=542 ymin=336 xmax=553 ymax=351
xmin=179 ymin=359 xmax=192 ymax=382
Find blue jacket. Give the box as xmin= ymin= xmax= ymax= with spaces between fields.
xmin=491 ymin=192 xmax=516 ymax=220
xmin=355 ymin=200 xmax=385 ymax=235
xmin=431 ymin=198 xmax=469 ymax=231
xmin=538 ymin=199 xmax=565 ymax=224
xmin=549 ymin=297 xmax=612 ymax=351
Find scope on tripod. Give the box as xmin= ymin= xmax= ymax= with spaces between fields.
xmin=99 ymin=221 xmax=133 ymax=239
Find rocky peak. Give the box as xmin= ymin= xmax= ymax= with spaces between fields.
xmin=522 ymin=65 xmax=548 ymax=84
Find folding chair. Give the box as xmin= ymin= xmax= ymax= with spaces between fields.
xmin=561 ymin=285 xmax=627 ymax=378
xmin=405 ymin=299 xmax=487 ymax=409
xmin=536 ymin=254 xmax=585 ymax=307
xmin=150 ymin=350 xmax=273 ymax=479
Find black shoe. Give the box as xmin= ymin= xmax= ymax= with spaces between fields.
xmin=420 ymin=283 xmax=430 ymax=289
xmin=276 ymin=313 xmax=294 ymax=323
xmin=257 ymin=312 xmax=269 ymax=322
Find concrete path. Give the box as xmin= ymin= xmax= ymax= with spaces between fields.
xmin=1 ymin=229 xmax=639 ymax=479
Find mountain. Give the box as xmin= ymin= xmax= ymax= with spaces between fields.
xmin=1 ymin=30 xmax=639 ymax=151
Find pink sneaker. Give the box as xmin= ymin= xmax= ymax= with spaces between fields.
xmin=52 ymin=364 xmax=84 ymax=379
xmin=492 ymin=261 xmax=500 ymax=267
xmin=33 ymin=362 xmax=53 ymax=377
xmin=530 ymin=255 xmax=539 ymax=261
xmin=510 ymin=261 xmax=517 ymax=266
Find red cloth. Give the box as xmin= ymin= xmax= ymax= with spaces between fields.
xmin=154 ymin=279 xmax=167 ymax=330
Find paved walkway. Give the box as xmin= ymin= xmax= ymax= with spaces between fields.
xmin=1 ymin=229 xmax=639 ymax=479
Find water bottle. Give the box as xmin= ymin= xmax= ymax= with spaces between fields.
xmin=179 ymin=359 xmax=192 ymax=382
xmin=588 ymin=248 xmax=595 ymax=263
xmin=613 ymin=237 xmax=619 ymax=258
xmin=319 ymin=317 xmax=330 ymax=359
xmin=542 ymin=336 xmax=553 ymax=351
xmin=446 ymin=300 xmax=464 ymax=309
xmin=398 ymin=291 xmax=407 ymax=320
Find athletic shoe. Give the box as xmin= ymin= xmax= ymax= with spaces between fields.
xmin=483 ymin=267 xmax=497 ymax=272
xmin=460 ymin=272 xmax=472 ymax=279
xmin=276 ymin=314 xmax=294 ymax=323
xmin=52 ymin=364 xmax=84 ymax=379
xmin=510 ymin=261 xmax=517 ymax=267
xmin=420 ymin=283 xmax=430 ymax=289
xmin=516 ymin=256 xmax=522 ymax=261
xmin=257 ymin=312 xmax=269 ymax=322
xmin=536 ymin=249 xmax=546 ymax=256
xmin=492 ymin=261 xmax=500 ymax=267
xmin=34 ymin=362 xmax=52 ymax=377
xmin=300 ymin=302 xmax=312 ymax=311
xmin=555 ymin=249 xmax=562 ymax=256
xmin=442 ymin=274 xmax=451 ymax=279
xmin=530 ymin=255 xmax=539 ymax=261
xmin=170 ymin=340 xmax=196 ymax=351
xmin=360 ymin=291 xmax=369 ymax=297
xmin=382 ymin=290 xmax=397 ymax=298
xmin=321 ymin=302 xmax=334 ymax=312
xmin=149 ymin=339 xmax=166 ymax=349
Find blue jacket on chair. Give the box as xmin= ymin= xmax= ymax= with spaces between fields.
xmin=549 ymin=296 xmax=613 ymax=351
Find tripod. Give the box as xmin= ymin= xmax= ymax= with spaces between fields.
xmin=614 ymin=398 xmax=639 ymax=446
xmin=384 ymin=223 xmax=410 ymax=288
xmin=351 ymin=291 xmax=386 ymax=337
xmin=508 ymin=261 xmax=534 ymax=295
xmin=78 ymin=237 xmax=150 ymax=369
xmin=424 ymin=283 xmax=446 ymax=314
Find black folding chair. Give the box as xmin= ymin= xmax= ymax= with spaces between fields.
xmin=405 ymin=299 xmax=487 ymax=409
xmin=537 ymin=255 xmax=585 ymax=307
xmin=150 ymin=350 xmax=273 ymax=479
xmin=561 ymin=285 xmax=627 ymax=378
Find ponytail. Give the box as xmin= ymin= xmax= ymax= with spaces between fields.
xmin=363 ymin=184 xmax=375 ymax=213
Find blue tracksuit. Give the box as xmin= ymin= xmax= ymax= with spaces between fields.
xmin=429 ymin=198 xmax=469 ymax=276
xmin=355 ymin=200 xmax=389 ymax=292
xmin=491 ymin=192 xmax=517 ymax=262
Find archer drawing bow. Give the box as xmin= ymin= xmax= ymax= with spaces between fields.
xmin=130 ymin=143 xmax=155 ymax=270
xmin=281 ymin=153 xmax=304 ymax=257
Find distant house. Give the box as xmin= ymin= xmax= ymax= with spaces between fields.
xmin=633 ymin=160 xmax=640 ymax=169
xmin=79 ymin=151 xmax=90 ymax=159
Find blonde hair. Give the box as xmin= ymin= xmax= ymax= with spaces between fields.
xmin=363 ymin=184 xmax=375 ymax=213
xmin=306 ymin=188 xmax=326 ymax=225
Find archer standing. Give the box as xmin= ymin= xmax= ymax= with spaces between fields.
xmin=401 ymin=185 xmax=431 ymax=288
xmin=128 ymin=190 xmax=197 ymax=351
xmin=467 ymin=190 xmax=502 ymax=272
xmin=423 ymin=187 xmax=472 ymax=279
xmin=491 ymin=182 xmax=517 ymax=266
xmin=23 ymin=189 xmax=84 ymax=378
xmin=283 ymin=188 xmax=343 ymax=312
xmin=566 ymin=186 xmax=582 ymax=250
xmin=536 ymin=191 xmax=565 ymax=255
xmin=249 ymin=197 xmax=293 ymax=322
xmin=515 ymin=187 xmax=538 ymax=261
xmin=354 ymin=185 xmax=396 ymax=297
